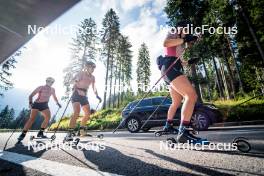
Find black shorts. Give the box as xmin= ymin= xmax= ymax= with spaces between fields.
xmin=71 ymin=91 xmax=89 ymax=106
xmin=32 ymin=102 xmax=49 ymax=111
xmin=161 ymin=56 xmax=183 ymax=85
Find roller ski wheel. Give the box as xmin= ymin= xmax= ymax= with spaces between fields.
xmin=97 ymin=134 xmax=104 ymax=139
xmin=154 ymin=129 xmax=198 ymax=137
xmin=233 ymin=137 xmax=251 ymax=153
xmin=30 ymin=136 xmax=35 ymax=141
xmin=51 ymin=135 xmax=56 ymax=141
xmin=166 ymin=137 xmax=177 ymax=148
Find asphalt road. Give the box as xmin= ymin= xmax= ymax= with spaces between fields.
xmin=0 ymin=127 xmax=264 ymax=176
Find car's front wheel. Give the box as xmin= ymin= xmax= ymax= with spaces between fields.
xmin=126 ymin=117 xmax=141 ymax=133
xmin=190 ymin=111 xmax=210 ymax=131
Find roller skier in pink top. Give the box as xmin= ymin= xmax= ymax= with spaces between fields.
xmin=161 ymin=20 xmax=209 ymax=144
xmin=17 ymin=77 xmax=61 ymax=142
xmin=64 ymin=61 xmax=102 ymax=141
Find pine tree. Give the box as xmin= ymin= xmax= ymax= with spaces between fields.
xmin=0 ymin=50 xmax=21 ymax=96
xmin=136 ymin=43 xmax=151 ymax=94
xmin=63 ymin=18 xmax=98 ymax=97
xmin=0 ymin=105 xmax=15 ymax=128
xmin=101 ymin=8 xmax=120 ymax=108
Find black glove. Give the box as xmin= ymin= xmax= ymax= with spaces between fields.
xmin=183 ymin=34 xmax=198 ymax=43
xmin=188 ymin=57 xmax=200 ymax=65
xmin=57 ymin=103 xmax=62 ymax=108
xmin=96 ymin=95 xmax=102 ymax=103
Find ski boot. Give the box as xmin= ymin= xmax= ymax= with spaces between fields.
xmin=36 ymin=130 xmax=47 ymax=138
xmin=155 ymin=121 xmax=178 ymax=137
xmin=17 ymin=132 xmax=26 ymax=144
xmin=176 ymin=126 xmax=209 ymax=145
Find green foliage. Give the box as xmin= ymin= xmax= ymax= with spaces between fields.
xmin=0 ymin=50 xmax=21 ymax=96
xmin=213 ymin=96 xmax=264 ymax=122
xmin=0 ymin=105 xmax=15 ymax=128
xmin=49 ymin=109 xmax=121 ymax=131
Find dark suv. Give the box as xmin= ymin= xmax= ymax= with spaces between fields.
xmin=121 ymin=96 xmax=223 ymax=133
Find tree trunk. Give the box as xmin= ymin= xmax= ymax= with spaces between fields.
xmin=225 ymin=35 xmax=245 ymax=94
xmin=202 ymin=58 xmax=212 ymax=101
xmin=222 ymin=46 xmax=235 ymax=98
xmin=103 ymin=46 xmax=110 ymax=109
xmin=108 ymin=55 xmax=113 ymax=108
xmin=117 ymin=62 xmax=122 ymax=108
xmin=190 ymin=64 xmax=202 ymax=102
xmin=219 ymin=58 xmax=230 ymax=99
xmin=113 ymin=63 xmax=117 ymax=108
xmin=212 ymin=57 xmax=224 ymax=99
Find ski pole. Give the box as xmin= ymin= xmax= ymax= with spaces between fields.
xmin=47 ymin=107 xmax=61 ymax=132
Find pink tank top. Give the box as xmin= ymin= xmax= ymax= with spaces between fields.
xmin=164 ymin=32 xmax=185 ymax=57
xmin=34 ymin=86 xmax=55 ymax=103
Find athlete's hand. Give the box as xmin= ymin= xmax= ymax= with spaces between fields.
xmin=183 ymin=34 xmax=198 ymax=43
xmin=96 ymin=95 xmax=102 ymax=103
xmin=57 ymin=103 xmax=62 ymax=108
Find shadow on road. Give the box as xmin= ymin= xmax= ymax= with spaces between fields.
xmin=81 ymin=145 xmax=200 ymax=176
xmin=141 ymin=148 xmax=236 ymax=176
xmin=0 ymin=142 xmax=48 ymax=176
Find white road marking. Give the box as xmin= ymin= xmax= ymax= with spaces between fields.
xmin=0 ymin=150 xmax=121 ymax=176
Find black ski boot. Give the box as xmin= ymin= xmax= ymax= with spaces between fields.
xmin=176 ymin=126 xmax=209 ymax=145
xmin=37 ymin=130 xmax=47 ymax=138
xmin=155 ymin=121 xmax=178 ymax=137
xmin=17 ymin=132 xmax=26 ymax=143
xmin=163 ymin=121 xmax=178 ymax=134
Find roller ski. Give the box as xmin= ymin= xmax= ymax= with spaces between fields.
xmin=154 ymin=121 xmax=198 ymax=137
xmin=166 ymin=125 xmax=209 ymax=146
xmin=29 ymin=130 xmax=56 ymax=142
xmin=63 ymin=131 xmax=80 ymax=146
xmin=76 ymin=127 xmax=104 ymax=139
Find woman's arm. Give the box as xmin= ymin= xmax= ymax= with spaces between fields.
xmin=163 ymin=38 xmax=184 ymax=47
xmin=51 ymin=89 xmax=61 ymax=108
xmin=28 ymin=86 xmax=41 ymax=103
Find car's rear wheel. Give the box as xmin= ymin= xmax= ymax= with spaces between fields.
xmin=190 ymin=110 xmax=210 ymax=131
xmin=126 ymin=117 xmax=141 ymax=133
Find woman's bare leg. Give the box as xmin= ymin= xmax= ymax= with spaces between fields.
xmin=167 ymin=86 xmax=183 ymax=121
xmin=69 ymin=102 xmax=80 ymax=129
xmin=81 ymin=104 xmax=90 ymax=126
xmin=40 ymin=109 xmax=51 ymax=129
xmin=170 ymin=75 xmax=197 ymax=124
xmin=23 ymin=109 xmax=39 ymax=131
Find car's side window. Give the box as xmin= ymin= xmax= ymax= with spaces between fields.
xmin=152 ymin=98 xmax=162 ymax=105
xmin=139 ymin=99 xmax=152 ymax=107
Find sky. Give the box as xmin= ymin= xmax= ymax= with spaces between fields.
xmin=0 ymin=0 xmax=169 ymax=117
